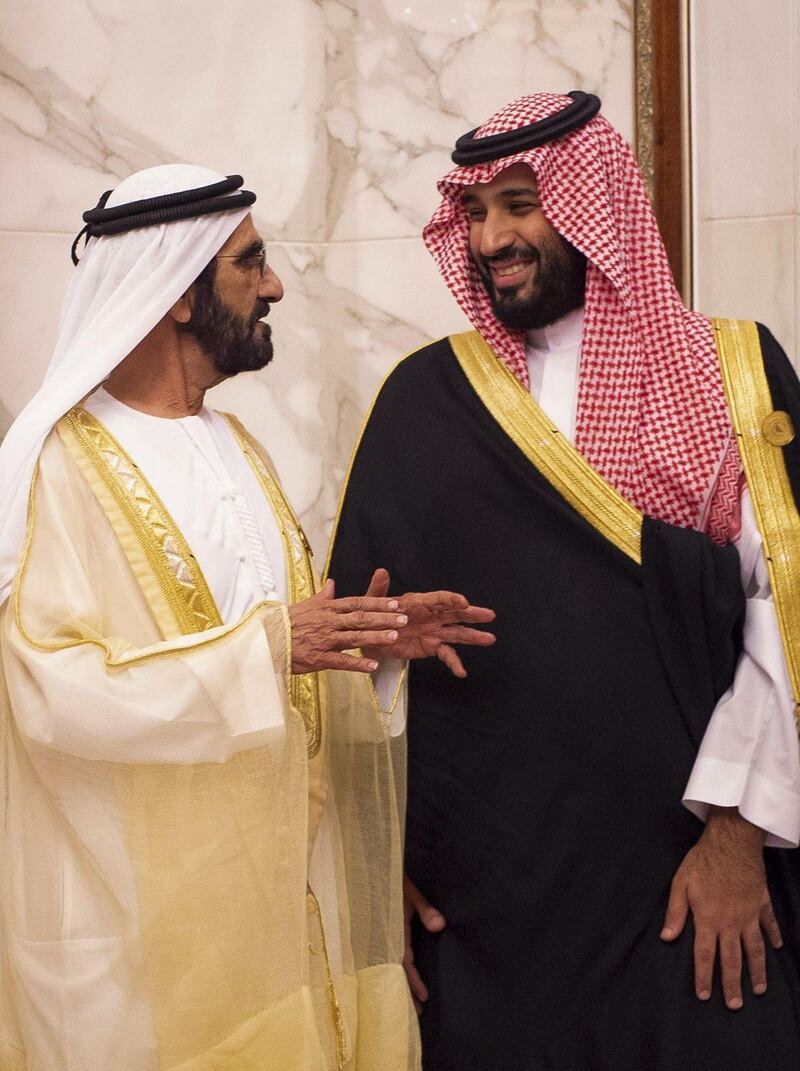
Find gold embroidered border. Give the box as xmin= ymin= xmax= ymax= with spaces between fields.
xmin=59 ymin=407 xmax=222 ymax=636
xmin=223 ymin=414 xmax=322 ymax=757
xmin=16 ymin=461 xmax=292 ymax=670
xmin=713 ymin=318 xmax=800 ymax=732
xmin=307 ymin=887 xmax=348 ymax=1071
xmin=450 ymin=330 xmax=643 ymax=564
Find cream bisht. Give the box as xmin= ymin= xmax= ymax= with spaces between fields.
xmin=0 ymin=411 xmax=417 ymax=1071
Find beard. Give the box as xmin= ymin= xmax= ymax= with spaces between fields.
xmin=477 ymin=234 xmax=587 ymax=331
xmin=182 ymin=276 xmax=274 ymax=377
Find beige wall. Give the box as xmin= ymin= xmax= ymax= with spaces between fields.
xmin=0 ymin=1 xmax=634 ymax=556
xmin=691 ymin=0 xmax=797 ymax=362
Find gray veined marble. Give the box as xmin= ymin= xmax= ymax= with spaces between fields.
xmin=0 ymin=0 xmax=633 ymax=557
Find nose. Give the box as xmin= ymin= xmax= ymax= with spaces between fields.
xmin=478 ymin=210 xmax=515 ymax=259
xmin=259 ymin=263 xmax=284 ymax=303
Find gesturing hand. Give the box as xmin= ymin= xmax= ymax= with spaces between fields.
xmin=288 ymin=578 xmax=409 ymax=674
xmin=660 ymin=807 xmax=783 ymax=1010
xmin=361 ymin=568 xmax=496 ymax=677
xmin=403 ymin=875 xmax=446 ymax=1014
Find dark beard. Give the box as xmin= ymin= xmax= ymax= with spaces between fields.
xmin=182 ymin=271 xmax=274 ymax=377
xmin=479 ymin=238 xmax=587 ymax=331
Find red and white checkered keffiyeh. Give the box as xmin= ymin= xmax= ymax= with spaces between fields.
xmin=423 ymin=93 xmax=741 ymax=542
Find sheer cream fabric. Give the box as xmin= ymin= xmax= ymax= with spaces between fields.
xmin=0 ymin=428 xmax=418 ymax=1070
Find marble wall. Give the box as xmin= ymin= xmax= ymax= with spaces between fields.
xmin=0 ymin=0 xmax=634 ymax=557
xmin=691 ymin=0 xmax=797 ymax=361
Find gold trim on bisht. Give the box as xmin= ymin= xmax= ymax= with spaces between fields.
xmin=713 ymin=318 xmax=800 ymax=736
xmin=223 ymin=413 xmax=323 ymax=758
xmin=307 ymin=887 xmax=349 ymax=1070
xmin=60 ymin=406 xmax=223 ymax=635
xmin=450 ymin=330 xmax=643 ymax=564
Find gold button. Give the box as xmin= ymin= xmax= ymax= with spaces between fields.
xmin=761 ymin=410 xmax=795 ymax=446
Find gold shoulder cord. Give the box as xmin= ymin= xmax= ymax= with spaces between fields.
xmin=222 ymin=414 xmax=322 ymax=758
xmin=450 ymin=330 xmax=643 ymax=564
xmin=713 ymin=318 xmax=800 ymax=735
xmin=58 ymin=407 xmax=223 ymax=636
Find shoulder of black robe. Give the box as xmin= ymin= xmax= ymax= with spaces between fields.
xmin=327 ymin=332 xmax=800 ymax=1069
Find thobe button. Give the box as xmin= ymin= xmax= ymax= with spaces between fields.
xmin=761 ymin=410 xmax=795 ymax=446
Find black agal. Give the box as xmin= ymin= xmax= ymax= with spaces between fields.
xmin=71 ymin=174 xmax=256 ymax=264
xmin=451 ymin=90 xmax=601 ymax=166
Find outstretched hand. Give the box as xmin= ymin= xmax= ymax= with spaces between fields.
xmin=288 ymin=578 xmax=409 ymax=674
xmin=361 ymin=568 xmax=496 ymax=677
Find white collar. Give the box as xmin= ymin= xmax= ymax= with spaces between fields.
xmin=525 ymin=305 xmax=585 ymax=354
xmin=90 ymin=385 xmax=208 ymax=426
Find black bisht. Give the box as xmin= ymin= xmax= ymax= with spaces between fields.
xmin=327 ymin=325 xmax=800 ymax=1071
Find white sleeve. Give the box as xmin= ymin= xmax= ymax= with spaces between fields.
xmin=372 ymin=658 xmax=407 ymax=737
xmin=682 ymin=491 xmax=800 ymax=847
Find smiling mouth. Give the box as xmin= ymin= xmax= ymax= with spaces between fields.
xmin=488 ymin=258 xmax=536 ymax=289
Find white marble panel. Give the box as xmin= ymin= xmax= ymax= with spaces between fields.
xmin=324 ymin=0 xmax=633 ymax=241
xmin=691 ymin=0 xmax=794 ymax=220
xmin=0 ymin=224 xmax=464 ymax=557
xmin=0 ymin=1 xmax=326 ymax=238
xmin=695 ymin=216 xmax=795 ymax=360
xmin=0 ymin=230 xmax=75 ymax=437
xmin=796 ymin=0 xmax=800 ymax=216
xmin=1 ymin=0 xmax=641 ymax=563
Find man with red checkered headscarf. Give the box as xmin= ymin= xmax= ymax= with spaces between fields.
xmin=328 ymin=93 xmax=800 ymax=1068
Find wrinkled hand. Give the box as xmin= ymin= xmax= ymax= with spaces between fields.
xmin=288 ymin=578 xmax=409 ymax=674
xmin=660 ymin=806 xmax=783 ymax=1009
xmin=361 ymin=569 xmax=496 ymax=677
xmin=403 ymin=875 xmax=446 ymax=1014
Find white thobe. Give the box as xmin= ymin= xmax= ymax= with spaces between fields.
xmin=86 ymin=387 xmax=407 ymax=735
xmin=85 ymin=388 xmax=286 ymax=617
xmin=526 ymin=306 xmax=800 ymax=848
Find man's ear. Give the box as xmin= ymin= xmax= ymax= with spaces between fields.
xmin=168 ymin=284 xmax=194 ymax=325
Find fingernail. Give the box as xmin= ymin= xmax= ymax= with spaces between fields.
xmin=387 ymin=631 xmax=398 ymax=641
xmin=698 ymin=990 xmax=711 ymax=1001
xmin=397 ymin=615 xmax=408 ymax=625
xmin=388 ymin=600 xmax=398 ymax=610
xmin=368 ymin=661 xmax=378 ymax=670
xmin=728 ymin=997 xmax=743 ymax=1011
xmin=754 ymin=983 xmax=767 ymax=995
xmin=660 ymin=928 xmax=673 ymax=939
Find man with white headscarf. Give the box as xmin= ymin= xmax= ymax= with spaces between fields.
xmin=328 ymin=93 xmax=800 ymax=1068
xmin=0 ymin=165 xmax=497 ymax=1070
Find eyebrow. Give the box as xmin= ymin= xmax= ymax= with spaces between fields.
xmin=497 ymin=187 xmax=539 ymax=198
xmin=234 ymin=239 xmax=265 ymax=258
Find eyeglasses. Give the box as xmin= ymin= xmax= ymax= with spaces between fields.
xmin=213 ymin=248 xmax=267 ymax=276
